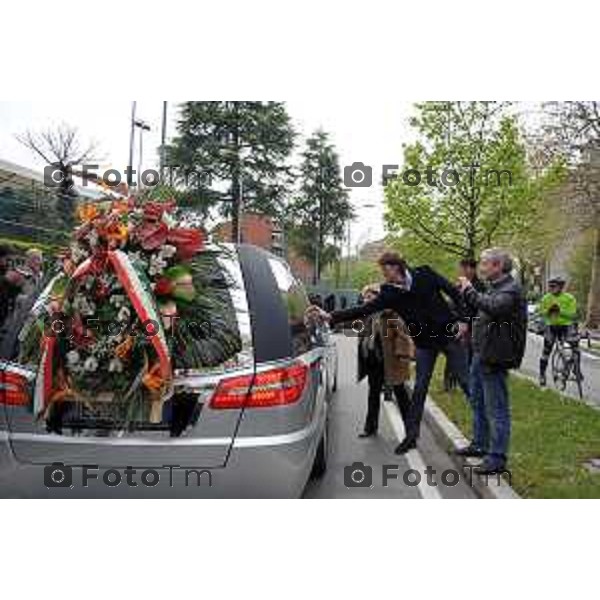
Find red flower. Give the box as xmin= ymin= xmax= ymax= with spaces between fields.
xmin=95 ymin=281 xmax=110 ymax=300
xmin=89 ymin=249 xmax=109 ymax=275
xmin=136 ymin=222 xmax=169 ymax=251
xmin=143 ymin=201 xmax=175 ymax=223
xmin=168 ymin=228 xmax=204 ymax=260
xmin=154 ymin=277 xmax=173 ymax=296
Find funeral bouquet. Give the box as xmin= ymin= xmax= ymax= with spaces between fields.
xmin=26 ymin=195 xmax=209 ymax=425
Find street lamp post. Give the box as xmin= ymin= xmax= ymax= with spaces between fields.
xmin=127 ymin=101 xmax=137 ymax=188
xmin=160 ymin=101 xmax=168 ymax=182
xmin=134 ymin=119 xmax=151 ymax=190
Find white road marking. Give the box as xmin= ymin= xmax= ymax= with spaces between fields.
xmin=382 ymin=401 xmax=442 ymax=500
xmin=581 ymin=350 xmax=600 ymax=362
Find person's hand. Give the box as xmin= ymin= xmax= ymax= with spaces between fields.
xmin=304 ymin=305 xmax=331 ymax=324
xmin=4 ymin=269 xmax=24 ymax=287
xmin=548 ymin=304 xmax=561 ymax=315
xmin=457 ymin=276 xmax=472 ymax=292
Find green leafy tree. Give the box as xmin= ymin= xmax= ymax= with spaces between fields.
xmin=567 ymin=229 xmax=596 ymax=316
xmin=542 ymin=101 xmax=600 ymax=327
xmin=387 ymin=230 xmax=457 ymax=279
xmin=167 ymin=102 xmax=295 ymax=239
xmin=288 ymin=130 xmax=353 ymax=283
xmin=385 ymin=102 xmax=562 ymax=270
xmin=338 ymin=259 xmax=381 ymax=290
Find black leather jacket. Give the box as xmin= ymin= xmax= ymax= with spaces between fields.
xmin=463 ymin=274 xmax=527 ymax=369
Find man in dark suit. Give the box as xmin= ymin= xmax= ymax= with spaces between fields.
xmin=309 ymin=251 xmax=470 ymax=454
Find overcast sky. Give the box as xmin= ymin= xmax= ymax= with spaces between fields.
xmin=0 ymin=100 xmax=416 ymax=245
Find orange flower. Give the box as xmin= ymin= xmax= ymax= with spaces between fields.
xmin=105 ymin=222 xmax=129 ymax=245
xmin=111 ymin=200 xmax=130 ymax=215
xmin=115 ymin=336 xmax=133 ymax=360
xmin=143 ymin=363 xmax=164 ymax=391
xmin=77 ymin=203 xmax=99 ymax=223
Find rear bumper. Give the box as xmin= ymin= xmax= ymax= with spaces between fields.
xmin=0 ymin=412 xmax=324 ymax=498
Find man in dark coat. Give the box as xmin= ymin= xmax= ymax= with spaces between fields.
xmin=456 ymin=248 xmax=527 ymax=474
xmin=309 ymin=251 xmax=470 ymax=454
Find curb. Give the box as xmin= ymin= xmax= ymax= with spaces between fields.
xmin=512 ymin=369 xmax=599 ymax=411
xmin=423 ymin=398 xmax=521 ymax=500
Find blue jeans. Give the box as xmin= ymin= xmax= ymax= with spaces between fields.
xmin=406 ymin=342 xmax=470 ymax=441
xmin=469 ymin=353 xmax=510 ymax=463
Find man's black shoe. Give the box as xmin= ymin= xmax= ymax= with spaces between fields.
xmin=476 ymin=461 xmax=507 ymax=476
xmin=539 ymin=374 xmax=547 ymax=387
xmin=358 ymin=430 xmax=377 ymax=438
xmin=394 ymin=438 xmax=417 ymax=455
xmin=454 ymin=444 xmax=485 ymax=458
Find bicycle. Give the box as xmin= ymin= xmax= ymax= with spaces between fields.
xmin=551 ymin=334 xmax=584 ymax=399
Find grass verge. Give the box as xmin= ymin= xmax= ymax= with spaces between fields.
xmin=430 ymin=367 xmax=600 ymax=498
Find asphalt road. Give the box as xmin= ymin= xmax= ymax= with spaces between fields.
xmin=520 ymin=332 xmax=600 ymax=407
xmin=304 ymin=335 xmax=478 ymax=499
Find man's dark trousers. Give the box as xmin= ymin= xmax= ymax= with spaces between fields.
xmin=470 ymin=353 xmax=510 ymax=465
xmin=405 ymin=341 xmax=470 ymax=442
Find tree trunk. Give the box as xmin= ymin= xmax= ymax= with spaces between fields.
xmin=585 ymin=225 xmax=600 ymax=329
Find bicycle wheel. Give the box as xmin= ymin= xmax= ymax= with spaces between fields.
xmin=551 ymin=349 xmax=568 ymax=391
xmin=572 ymin=353 xmax=584 ymax=399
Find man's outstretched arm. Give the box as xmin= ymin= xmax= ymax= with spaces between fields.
xmin=307 ymin=287 xmax=393 ymax=326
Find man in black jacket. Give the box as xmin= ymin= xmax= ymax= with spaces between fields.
xmin=309 ymin=251 xmax=470 ymax=454
xmin=457 ymin=248 xmax=527 ymax=474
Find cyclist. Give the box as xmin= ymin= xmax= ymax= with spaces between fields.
xmin=538 ymin=277 xmax=579 ymax=386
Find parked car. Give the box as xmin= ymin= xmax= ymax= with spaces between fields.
xmin=0 ymin=244 xmax=338 ymax=498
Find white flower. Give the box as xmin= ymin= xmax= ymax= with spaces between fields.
xmin=74 ymin=296 xmax=96 ymax=317
xmin=70 ymin=244 xmax=89 ymax=263
xmin=66 ymin=350 xmax=80 ymax=366
xmin=162 ymin=211 xmax=176 ymax=228
xmin=159 ymin=245 xmax=177 ymax=259
xmin=118 ymin=306 xmax=131 ymax=322
xmin=87 ymin=229 xmax=99 ymax=248
xmin=110 ymin=294 xmax=126 ymax=308
xmin=108 ymin=358 xmax=124 ymax=373
xmin=148 ymin=254 xmax=168 ymax=276
xmin=84 ymin=356 xmax=99 ymax=372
